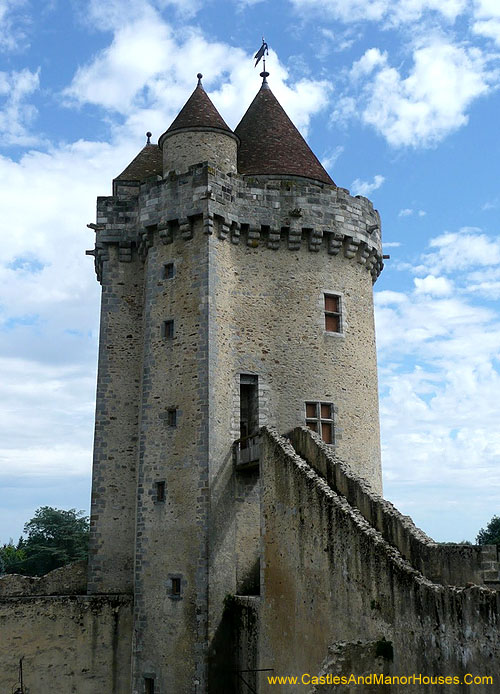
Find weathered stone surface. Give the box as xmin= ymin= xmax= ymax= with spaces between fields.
xmin=0 ymin=560 xmax=87 ymax=597
xmin=0 ymin=594 xmax=132 ymax=694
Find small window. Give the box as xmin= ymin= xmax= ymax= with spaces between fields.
xmin=305 ymin=401 xmax=335 ymax=444
xmin=162 ymin=320 xmax=174 ymax=339
xmin=164 ymin=262 xmax=175 ymax=279
xmin=168 ymin=576 xmax=182 ymax=598
xmin=167 ymin=408 xmax=177 ymax=427
xmin=155 ymin=481 xmax=166 ymax=502
xmin=324 ymin=294 xmax=342 ymax=333
xmin=144 ymin=677 xmax=155 ymax=694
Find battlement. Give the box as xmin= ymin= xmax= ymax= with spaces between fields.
xmin=89 ymin=163 xmax=384 ymax=283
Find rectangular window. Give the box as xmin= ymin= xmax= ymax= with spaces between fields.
xmin=162 ymin=319 xmax=174 ymax=339
xmin=167 ymin=408 xmax=177 ymax=427
xmin=144 ymin=677 xmax=155 ymax=694
xmin=324 ymin=293 xmax=342 ymax=333
xmin=164 ymin=262 xmax=175 ymax=279
xmin=155 ymin=481 xmax=166 ymax=503
xmin=305 ymin=401 xmax=335 ymax=444
xmin=171 ymin=577 xmax=181 ymax=596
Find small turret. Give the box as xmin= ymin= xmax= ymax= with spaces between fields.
xmin=158 ymin=73 xmax=239 ymax=174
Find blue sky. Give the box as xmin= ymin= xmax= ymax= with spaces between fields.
xmin=1 ymin=0 xmax=499 ymax=544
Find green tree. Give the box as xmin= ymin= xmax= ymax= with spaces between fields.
xmin=1 ymin=507 xmax=89 ymax=577
xmin=0 ymin=540 xmax=26 ymax=575
xmin=476 ymin=515 xmax=500 ymax=546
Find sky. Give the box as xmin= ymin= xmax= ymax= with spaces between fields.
xmin=1 ymin=0 xmax=499 ymax=545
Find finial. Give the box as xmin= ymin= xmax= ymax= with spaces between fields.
xmin=146 ymin=131 xmax=152 ymax=144
xmin=197 ymin=73 xmax=203 ymax=86
xmin=260 ymin=70 xmax=270 ymax=87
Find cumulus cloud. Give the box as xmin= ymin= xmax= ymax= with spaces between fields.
xmin=351 ymin=174 xmax=385 ymax=196
xmin=64 ymin=9 xmax=330 ymax=139
xmin=418 ymin=227 xmax=500 ymax=274
xmin=353 ymin=39 xmax=492 ymax=147
xmin=0 ymin=67 xmax=41 ymax=145
xmin=375 ymin=227 xmax=500 ymax=539
xmin=473 ymin=0 xmax=500 ymax=45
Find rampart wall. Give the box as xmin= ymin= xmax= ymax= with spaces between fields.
xmin=290 ymin=427 xmax=498 ymax=587
xmin=257 ymin=428 xmax=500 ymax=693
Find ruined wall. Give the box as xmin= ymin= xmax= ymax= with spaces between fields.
xmin=258 ymin=429 xmax=500 ymax=693
xmin=0 ymin=593 xmax=132 ymax=694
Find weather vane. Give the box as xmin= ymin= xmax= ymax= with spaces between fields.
xmin=254 ymin=37 xmax=269 ymax=84
xmin=254 ymin=36 xmax=269 ymax=69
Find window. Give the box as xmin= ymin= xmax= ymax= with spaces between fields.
xmin=305 ymin=402 xmax=335 ymax=444
xmin=167 ymin=408 xmax=177 ymax=427
xmin=144 ymin=677 xmax=155 ymax=694
xmin=168 ymin=575 xmax=182 ymax=599
xmin=155 ymin=481 xmax=166 ymax=502
xmin=164 ymin=262 xmax=175 ymax=279
xmin=162 ymin=319 xmax=174 ymax=339
xmin=324 ymin=293 xmax=341 ymax=333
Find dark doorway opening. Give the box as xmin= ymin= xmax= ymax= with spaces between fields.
xmin=240 ymin=375 xmax=259 ymax=444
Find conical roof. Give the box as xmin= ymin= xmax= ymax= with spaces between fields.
xmin=159 ymin=75 xmax=232 ymax=145
xmin=235 ymin=81 xmax=334 ymax=185
xmin=115 ymin=142 xmax=163 ymax=182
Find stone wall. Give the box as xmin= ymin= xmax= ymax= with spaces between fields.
xmin=0 ymin=560 xmax=87 ymax=597
xmin=258 ymin=428 xmax=500 ymax=693
xmin=290 ymin=426 xmax=496 ymax=587
xmin=87 ymin=242 xmax=144 ymax=594
xmin=0 ymin=593 xmax=132 ymax=694
xmin=161 ymin=130 xmax=238 ymax=175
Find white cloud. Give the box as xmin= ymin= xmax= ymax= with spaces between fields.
xmin=0 ymin=0 xmax=29 ymax=52
xmin=419 ymin=227 xmax=500 ymax=273
xmin=376 ymin=227 xmax=500 ymax=540
xmin=350 ymin=173 xmax=385 ymax=196
xmin=383 ymin=241 xmax=401 ymax=247
xmin=354 ymin=39 xmax=492 ymax=147
xmin=321 ymin=145 xmax=344 ymax=174
xmin=0 ymin=67 xmax=41 ymax=145
xmin=473 ymin=0 xmax=500 ymax=45
xmin=64 ymin=11 xmax=330 ymax=140
xmin=399 ymin=208 xmax=414 ymax=216
xmin=414 ymin=274 xmax=453 ymax=295
xmin=290 ymin=0 xmax=468 ymax=25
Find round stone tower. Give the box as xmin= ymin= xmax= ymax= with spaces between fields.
xmin=88 ymin=72 xmax=384 ymax=694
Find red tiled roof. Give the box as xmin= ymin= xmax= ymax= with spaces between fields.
xmin=115 ymin=144 xmax=163 ymax=181
xmin=163 ymin=81 xmax=232 ymax=136
xmin=235 ymin=83 xmax=334 ymax=185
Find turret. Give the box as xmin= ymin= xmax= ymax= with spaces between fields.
xmin=158 ymin=73 xmax=238 ymax=174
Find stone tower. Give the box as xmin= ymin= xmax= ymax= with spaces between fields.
xmin=87 ymin=72 xmax=384 ymax=693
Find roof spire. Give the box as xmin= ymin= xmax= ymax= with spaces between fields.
xmin=197 ymin=72 xmax=203 ymax=86
xmin=146 ymin=131 xmax=152 ymax=144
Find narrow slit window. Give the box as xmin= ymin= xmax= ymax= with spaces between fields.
xmin=171 ymin=577 xmax=181 ymax=596
xmin=305 ymin=401 xmax=335 ymax=445
xmin=162 ymin=320 xmax=174 ymax=339
xmin=324 ymin=294 xmax=341 ymax=333
xmin=164 ymin=262 xmax=175 ymax=279
xmin=155 ymin=481 xmax=166 ymax=503
xmin=167 ymin=408 xmax=177 ymax=427
xmin=144 ymin=677 xmax=155 ymax=694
